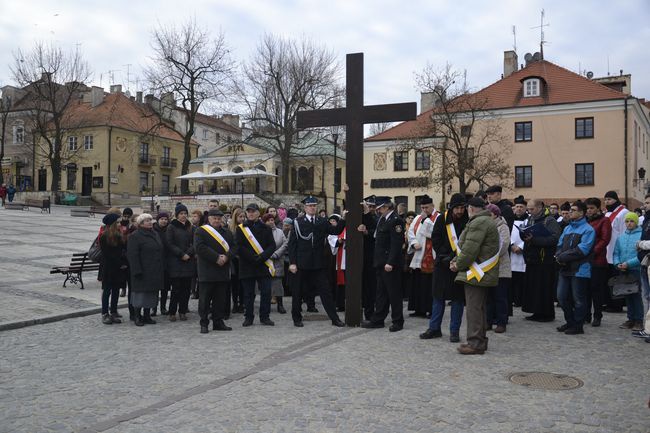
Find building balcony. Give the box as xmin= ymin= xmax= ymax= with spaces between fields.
xmin=138 ymin=155 xmax=156 ymax=166
xmin=160 ymin=157 xmax=178 ymax=169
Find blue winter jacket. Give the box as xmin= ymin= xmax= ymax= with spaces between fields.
xmin=613 ymin=226 xmax=642 ymax=271
xmin=555 ymin=217 xmax=595 ymax=278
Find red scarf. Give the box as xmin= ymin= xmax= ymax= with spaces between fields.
xmin=415 ymin=211 xmax=439 ymax=273
xmin=336 ymin=228 xmax=346 ymax=285
xmin=608 ymin=205 xmax=625 ymax=223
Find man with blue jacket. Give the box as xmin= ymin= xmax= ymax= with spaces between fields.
xmin=555 ymin=201 xmax=595 ymax=335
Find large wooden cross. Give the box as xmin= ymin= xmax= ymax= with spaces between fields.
xmin=297 ymin=53 xmax=417 ymax=326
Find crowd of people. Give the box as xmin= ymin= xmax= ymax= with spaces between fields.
xmin=93 ymin=187 xmax=650 ymax=354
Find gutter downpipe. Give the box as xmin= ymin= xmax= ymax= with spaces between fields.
xmin=624 ymin=97 xmax=629 ymax=206
xmin=107 ymin=126 xmax=112 ymax=206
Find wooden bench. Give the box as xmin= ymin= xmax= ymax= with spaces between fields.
xmin=89 ymin=206 xmax=110 ymax=217
xmin=5 ymin=202 xmax=26 ymax=210
xmin=70 ymin=208 xmax=91 ymax=217
xmin=25 ymin=198 xmax=51 ymax=213
xmin=50 ymin=252 xmax=100 ymax=290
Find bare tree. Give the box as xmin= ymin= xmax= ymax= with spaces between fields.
xmin=367 ymin=122 xmax=394 ymax=138
xmin=237 ymin=34 xmax=341 ymax=193
xmin=401 ymin=63 xmax=511 ymax=196
xmin=11 ymin=42 xmax=92 ymax=193
xmin=145 ymin=18 xmax=234 ymax=194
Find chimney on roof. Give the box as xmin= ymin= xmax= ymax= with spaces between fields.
xmin=420 ymin=86 xmax=446 ymax=114
xmin=503 ymin=50 xmax=519 ymax=78
xmin=220 ymin=114 xmax=240 ymax=128
xmin=144 ymin=94 xmax=155 ymax=105
xmin=109 ymin=84 xmax=122 ymax=94
xmin=90 ymin=86 xmax=104 ymax=108
xmin=136 ymin=91 xmax=143 ymax=103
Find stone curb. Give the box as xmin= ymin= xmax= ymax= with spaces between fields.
xmin=0 ymin=302 xmax=130 ymax=332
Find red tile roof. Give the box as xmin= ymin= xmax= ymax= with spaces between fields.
xmin=191 ymin=111 xmax=241 ymax=134
xmin=64 ymin=93 xmax=189 ymax=143
xmin=367 ymin=59 xmax=628 ymax=142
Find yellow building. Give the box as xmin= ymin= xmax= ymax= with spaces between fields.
xmin=36 ymin=87 xmax=197 ymax=205
xmin=365 ymin=52 xmax=650 ymax=209
xmin=190 ymin=132 xmax=345 ymax=212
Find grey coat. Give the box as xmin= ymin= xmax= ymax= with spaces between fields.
xmin=495 ymin=217 xmax=512 ymax=278
xmin=269 ymin=226 xmax=288 ymax=278
xmin=127 ymin=228 xmax=164 ymax=292
xmin=165 ymin=219 xmax=196 ymax=278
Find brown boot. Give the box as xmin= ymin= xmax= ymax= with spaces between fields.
xmin=457 ymin=344 xmax=485 ymax=355
xmin=169 ymin=314 xmax=177 ymax=322
xmin=494 ymin=325 xmax=506 ymax=333
xmin=632 ymin=321 xmax=644 ymax=331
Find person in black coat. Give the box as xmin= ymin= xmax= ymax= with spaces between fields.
xmin=127 ymin=214 xmax=164 ymax=326
xmin=195 ymin=209 xmax=234 ymax=334
xmin=152 ymin=211 xmax=171 ymax=316
xmin=236 ymin=203 xmax=276 ymax=326
xmin=420 ymin=193 xmax=468 ymax=342
xmin=166 ymin=204 xmax=196 ymax=321
xmin=288 ymin=195 xmax=346 ymax=328
xmin=361 ymin=196 xmax=406 ymax=332
xmin=359 ymin=195 xmax=379 ymax=321
xmin=99 ymin=213 xmax=128 ymax=324
xmin=486 ymin=185 xmax=515 ymax=231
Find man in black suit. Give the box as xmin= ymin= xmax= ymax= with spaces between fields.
xmin=288 ymin=195 xmax=346 ymax=328
xmin=359 ymin=195 xmax=378 ymax=320
xmin=361 ymin=196 xmax=406 ymax=332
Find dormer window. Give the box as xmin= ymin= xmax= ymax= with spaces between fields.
xmin=524 ymin=78 xmax=540 ymax=97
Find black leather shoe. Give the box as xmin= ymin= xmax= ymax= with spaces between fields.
xmin=361 ymin=321 xmax=384 ymax=329
xmin=306 ymin=307 xmax=319 ymax=313
xmin=332 ymin=319 xmax=345 ymax=327
xmin=260 ymin=318 xmax=275 ymax=326
xmin=419 ymin=329 xmax=442 ymax=339
xmin=294 ymin=320 xmax=304 ymax=327
xmin=277 ymin=305 xmax=287 ymax=314
xmin=389 ymin=324 xmax=403 ymax=332
xmin=242 ymin=318 xmax=254 ymax=327
xmin=564 ymin=327 xmax=584 ymax=335
xmin=449 ymin=331 xmax=460 ymax=343
xmin=591 ymin=317 xmax=601 ymax=327
xmin=556 ymin=323 xmax=570 ymax=332
xmin=200 ymin=326 xmax=209 ymax=334
xmin=213 ymin=321 xmax=232 ymax=331
xmin=135 ymin=316 xmax=144 ymax=327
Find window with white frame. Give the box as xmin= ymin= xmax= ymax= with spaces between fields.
xmin=68 ymin=136 xmax=78 ymax=151
xmin=523 ymin=78 xmax=540 ymax=97
xmin=13 ymin=124 xmax=24 ymax=144
xmin=84 ymin=135 xmax=93 ymax=150
xmin=203 ymin=129 xmax=208 ymax=139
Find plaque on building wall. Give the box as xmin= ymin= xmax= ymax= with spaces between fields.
xmin=110 ymin=177 xmax=119 ymax=184
xmin=374 ymin=153 xmax=387 ymax=171
xmin=116 ymin=137 xmax=127 ymax=152
xmin=92 ymin=177 xmax=104 ymax=188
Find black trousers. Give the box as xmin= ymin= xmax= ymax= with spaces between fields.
xmin=198 ymin=281 xmax=229 ymax=326
xmin=586 ymin=265 xmax=607 ymax=319
xmin=292 ymin=268 xmax=339 ymax=322
xmin=160 ymin=271 xmax=171 ymax=310
xmin=169 ymin=277 xmax=192 ymax=314
xmin=370 ymin=267 xmax=404 ymax=326
xmin=362 ymin=262 xmax=377 ymax=320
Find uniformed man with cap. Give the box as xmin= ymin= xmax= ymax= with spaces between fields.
xmin=361 ymin=196 xmax=406 ymax=332
xmin=359 ymin=195 xmax=378 ymax=320
xmin=194 ymin=208 xmax=234 ymax=334
xmin=485 ymin=185 xmax=515 ymax=231
xmin=288 ymin=195 xmax=346 ymax=327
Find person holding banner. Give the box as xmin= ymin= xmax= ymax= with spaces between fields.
xmin=194 ymin=208 xmax=234 ymax=334
xmin=288 ymin=196 xmax=346 ymax=328
xmin=450 ymin=197 xmax=500 ymax=355
xmin=236 ymin=203 xmax=277 ymax=327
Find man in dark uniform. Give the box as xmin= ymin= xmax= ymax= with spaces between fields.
xmin=288 ymin=195 xmax=346 ymax=328
xmin=361 ymin=196 xmax=406 ymax=332
xmin=194 ymin=208 xmax=234 ymax=334
xmin=359 ymin=195 xmax=378 ymax=320
xmin=486 ymin=185 xmax=515 ymax=231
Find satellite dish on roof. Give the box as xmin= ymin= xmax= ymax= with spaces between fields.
xmin=586 ymin=71 xmax=594 ymax=79
xmin=524 ymin=53 xmax=533 ymax=62
xmin=532 ymin=52 xmax=541 ymax=61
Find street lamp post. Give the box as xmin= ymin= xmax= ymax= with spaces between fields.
xmin=332 ymin=132 xmax=339 ymax=214
xmin=150 ymin=171 xmax=155 ymax=212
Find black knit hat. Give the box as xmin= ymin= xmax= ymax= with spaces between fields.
xmin=102 ymin=213 xmax=120 ymax=226
xmin=604 ymin=190 xmax=619 ymax=201
xmin=175 ymin=203 xmax=188 ymax=216
xmin=513 ymin=195 xmax=527 ymax=205
xmin=448 ymin=193 xmax=466 ymax=209
xmin=419 ymin=194 xmax=433 ymax=205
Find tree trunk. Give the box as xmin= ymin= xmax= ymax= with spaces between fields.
xmin=280 ymin=154 xmax=290 ymax=193
xmin=180 ymin=135 xmax=192 ymax=195
xmin=50 ymin=156 xmax=61 ymax=193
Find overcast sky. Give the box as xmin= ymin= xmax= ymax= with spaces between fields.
xmin=1 ymin=0 xmax=649 ymax=115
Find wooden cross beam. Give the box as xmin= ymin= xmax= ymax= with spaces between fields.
xmin=297 ymin=53 xmax=417 ymax=326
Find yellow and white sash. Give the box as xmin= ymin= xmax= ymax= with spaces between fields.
xmin=201 ymin=224 xmax=230 ymax=253
xmin=238 ymin=224 xmax=276 ymax=277
xmin=445 ymin=213 xmax=499 ymax=282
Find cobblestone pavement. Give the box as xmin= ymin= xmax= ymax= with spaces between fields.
xmin=1 ymin=207 xmax=649 ymax=433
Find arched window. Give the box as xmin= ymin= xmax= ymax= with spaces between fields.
xmin=255 ymin=164 xmax=266 ymax=172
xmin=296 ymin=166 xmax=314 ymax=191
xmin=210 ymin=166 xmax=222 ymax=174
xmin=232 ymin=166 xmax=243 ymax=173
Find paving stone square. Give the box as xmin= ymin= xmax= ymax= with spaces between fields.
xmin=0 ymin=206 xmax=648 ymax=433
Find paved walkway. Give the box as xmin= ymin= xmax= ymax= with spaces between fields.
xmin=0 ymin=207 xmax=648 ymax=433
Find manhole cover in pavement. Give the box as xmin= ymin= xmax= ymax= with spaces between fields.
xmin=302 ymin=314 xmax=330 ymax=321
xmin=507 ymin=372 xmax=583 ymax=390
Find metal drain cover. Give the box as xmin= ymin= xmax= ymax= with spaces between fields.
xmin=508 ymin=372 xmax=583 ymax=390
xmin=302 ymin=314 xmax=330 ymax=321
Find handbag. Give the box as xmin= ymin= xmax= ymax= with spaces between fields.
xmin=88 ymin=235 xmax=102 ymax=263
xmin=608 ymin=273 xmax=640 ymax=298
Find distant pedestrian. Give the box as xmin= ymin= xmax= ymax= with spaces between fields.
xmin=6 ymin=184 xmax=15 ymax=202
xmin=0 ymin=183 xmax=6 ymax=207
xmin=166 ymin=204 xmax=195 ymax=322
xmin=99 ymin=213 xmax=128 ymax=325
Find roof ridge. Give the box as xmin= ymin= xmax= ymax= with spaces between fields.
xmin=365 ymin=108 xmax=434 ymax=141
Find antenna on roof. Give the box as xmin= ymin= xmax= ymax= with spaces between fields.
xmin=531 ymin=9 xmax=550 ymax=59
xmin=607 ymin=55 xmax=610 ymax=76
xmin=123 ymin=64 xmax=132 ymax=91
xmin=512 ymin=25 xmax=517 ymax=54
